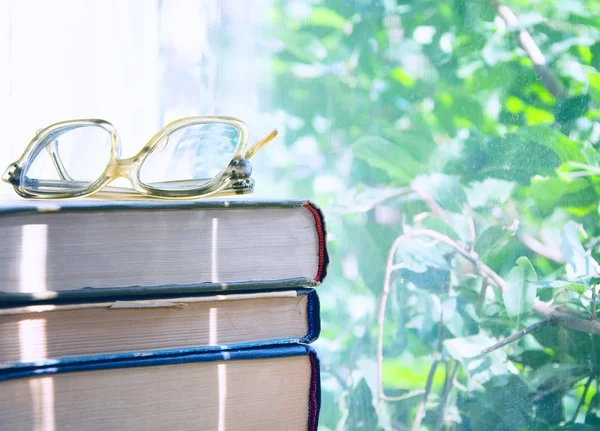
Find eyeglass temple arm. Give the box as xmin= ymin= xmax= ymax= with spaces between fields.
xmin=244 ymin=129 xmax=278 ymax=160
xmin=46 ymin=139 xmax=74 ymax=181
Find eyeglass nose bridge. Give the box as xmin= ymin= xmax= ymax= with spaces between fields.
xmin=105 ymin=157 xmax=139 ymax=183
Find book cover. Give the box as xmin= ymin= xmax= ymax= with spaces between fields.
xmin=0 ymin=344 xmax=321 ymax=431
xmin=0 ymin=199 xmax=329 ymax=303
xmin=0 ymin=288 xmax=320 ymax=368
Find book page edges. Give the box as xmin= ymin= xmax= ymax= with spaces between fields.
xmin=0 ymin=290 xmax=301 ymax=316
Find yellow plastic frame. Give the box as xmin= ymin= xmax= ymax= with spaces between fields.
xmin=2 ymin=116 xmax=277 ymax=200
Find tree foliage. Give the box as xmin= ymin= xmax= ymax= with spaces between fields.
xmin=269 ymin=0 xmax=600 ymax=429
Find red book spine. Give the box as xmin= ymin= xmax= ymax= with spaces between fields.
xmin=304 ymin=202 xmax=329 ymax=283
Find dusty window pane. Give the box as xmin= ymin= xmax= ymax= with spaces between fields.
xmin=2 ymin=0 xmax=600 ymax=429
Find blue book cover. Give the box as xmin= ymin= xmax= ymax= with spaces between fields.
xmin=0 ymin=288 xmax=320 ymax=369
xmin=0 ymin=344 xmax=321 ymax=431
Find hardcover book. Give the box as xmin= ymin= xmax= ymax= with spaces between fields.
xmin=0 ymin=199 xmax=328 ymax=302
xmin=0 ymin=289 xmax=320 ymax=368
xmin=0 ymin=344 xmax=321 ymax=431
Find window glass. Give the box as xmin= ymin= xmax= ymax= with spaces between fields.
xmin=2 ymin=0 xmax=600 ymax=429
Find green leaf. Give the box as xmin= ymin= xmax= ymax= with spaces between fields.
xmin=444 ymin=334 xmax=503 ymax=360
xmin=503 ymin=257 xmax=538 ymax=324
xmin=380 ymin=355 xmax=445 ymax=390
xmin=420 ymin=217 xmax=461 ymax=240
xmin=393 ymin=130 xmax=436 ymax=163
xmin=528 ymin=362 xmax=585 ymax=389
xmin=475 ymin=225 xmax=515 ymax=259
xmin=305 ymin=7 xmax=346 ymax=30
xmin=444 ymin=334 xmax=509 ymax=386
xmin=335 ymin=187 xmax=411 ymax=214
xmin=482 ymin=32 xmax=514 ymax=66
xmin=279 ymin=31 xmax=327 ymax=63
xmin=356 ymin=358 xmax=394 ymax=431
xmin=343 ymin=378 xmax=379 ymax=431
xmin=524 ymin=106 xmax=555 ymax=125
xmin=506 ymin=96 xmax=525 ymax=113
xmin=509 ymin=12 xmax=545 ymax=29
xmin=394 ymin=238 xmax=451 ymax=273
xmin=434 ymin=90 xmax=485 ymax=130
xmin=589 ymin=71 xmax=600 ymax=104
xmin=554 ymin=94 xmax=590 ymax=123
xmin=533 ymin=280 xmax=587 ymax=294
xmin=412 ymin=173 xmax=467 ymax=213
xmin=516 ymin=126 xmax=586 ymax=164
xmin=447 ymin=134 xmax=562 ymax=184
xmin=466 ymin=179 xmax=515 ymax=208
xmin=390 ymin=67 xmax=416 ymax=87
xmin=527 ymin=176 xmax=593 ymax=215
xmin=353 ymin=136 xmax=421 ymax=184
xmin=443 ymin=297 xmax=480 ymax=337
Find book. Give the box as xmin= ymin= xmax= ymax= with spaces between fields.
xmin=0 ymin=199 xmax=328 ymax=302
xmin=0 ymin=344 xmax=321 ymax=431
xmin=0 ymin=289 xmax=320 ymax=368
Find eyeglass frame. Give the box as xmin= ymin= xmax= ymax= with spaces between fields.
xmin=2 ymin=116 xmax=277 ymax=200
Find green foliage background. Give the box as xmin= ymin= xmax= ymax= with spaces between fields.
xmin=266 ymin=0 xmax=600 ymax=429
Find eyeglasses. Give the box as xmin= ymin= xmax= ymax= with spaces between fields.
xmin=3 ymin=116 xmax=277 ymax=200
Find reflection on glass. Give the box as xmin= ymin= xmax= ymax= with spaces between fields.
xmin=21 ymin=126 xmax=112 ymax=193
xmin=3 ymin=0 xmax=599 ymax=428
xmin=139 ymin=123 xmax=240 ymax=189
xmin=261 ymin=1 xmax=600 ymax=430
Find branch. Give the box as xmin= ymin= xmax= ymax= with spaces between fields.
xmin=410 ymin=361 xmax=439 ymax=431
xmin=517 ymin=231 xmax=565 ymax=264
xmin=533 ymin=376 xmax=585 ymax=402
xmin=489 ymin=0 xmax=563 ymax=98
xmin=492 ymin=208 xmax=565 ymax=265
xmin=571 ymin=376 xmax=593 ymax=423
xmin=410 ymin=316 xmax=444 ymax=431
xmin=464 ymin=204 xmax=476 ymax=254
xmin=550 ymin=312 xmax=600 ymax=335
xmin=474 ymin=257 xmax=600 ymax=335
xmin=377 ymin=229 xmax=471 ymax=400
xmin=379 ymin=390 xmax=426 ymax=403
xmin=334 ymin=187 xmax=413 ymax=214
xmin=363 ymin=187 xmax=414 ymax=210
xmin=435 ymin=361 xmax=460 ymax=431
xmin=476 ymin=278 xmax=489 ymax=316
xmin=377 ymin=228 xmax=600 ymax=400
xmin=411 ymin=183 xmax=454 ymax=227
xmin=481 ymin=320 xmax=551 ymax=355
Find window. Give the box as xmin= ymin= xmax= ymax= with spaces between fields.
xmin=2 ymin=0 xmax=600 ymax=429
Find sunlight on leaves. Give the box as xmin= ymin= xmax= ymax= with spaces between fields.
xmin=561 ymin=221 xmax=598 ymax=280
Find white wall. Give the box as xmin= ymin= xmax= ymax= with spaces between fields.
xmin=0 ymin=0 xmax=279 ymax=199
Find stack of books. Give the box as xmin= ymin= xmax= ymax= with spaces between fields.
xmin=0 ymin=199 xmax=328 ymax=430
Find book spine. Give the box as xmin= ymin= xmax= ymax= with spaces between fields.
xmin=301 ymin=289 xmax=321 ymax=344
xmin=304 ymin=202 xmax=329 ymax=282
xmin=307 ymin=347 xmax=321 ymax=431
